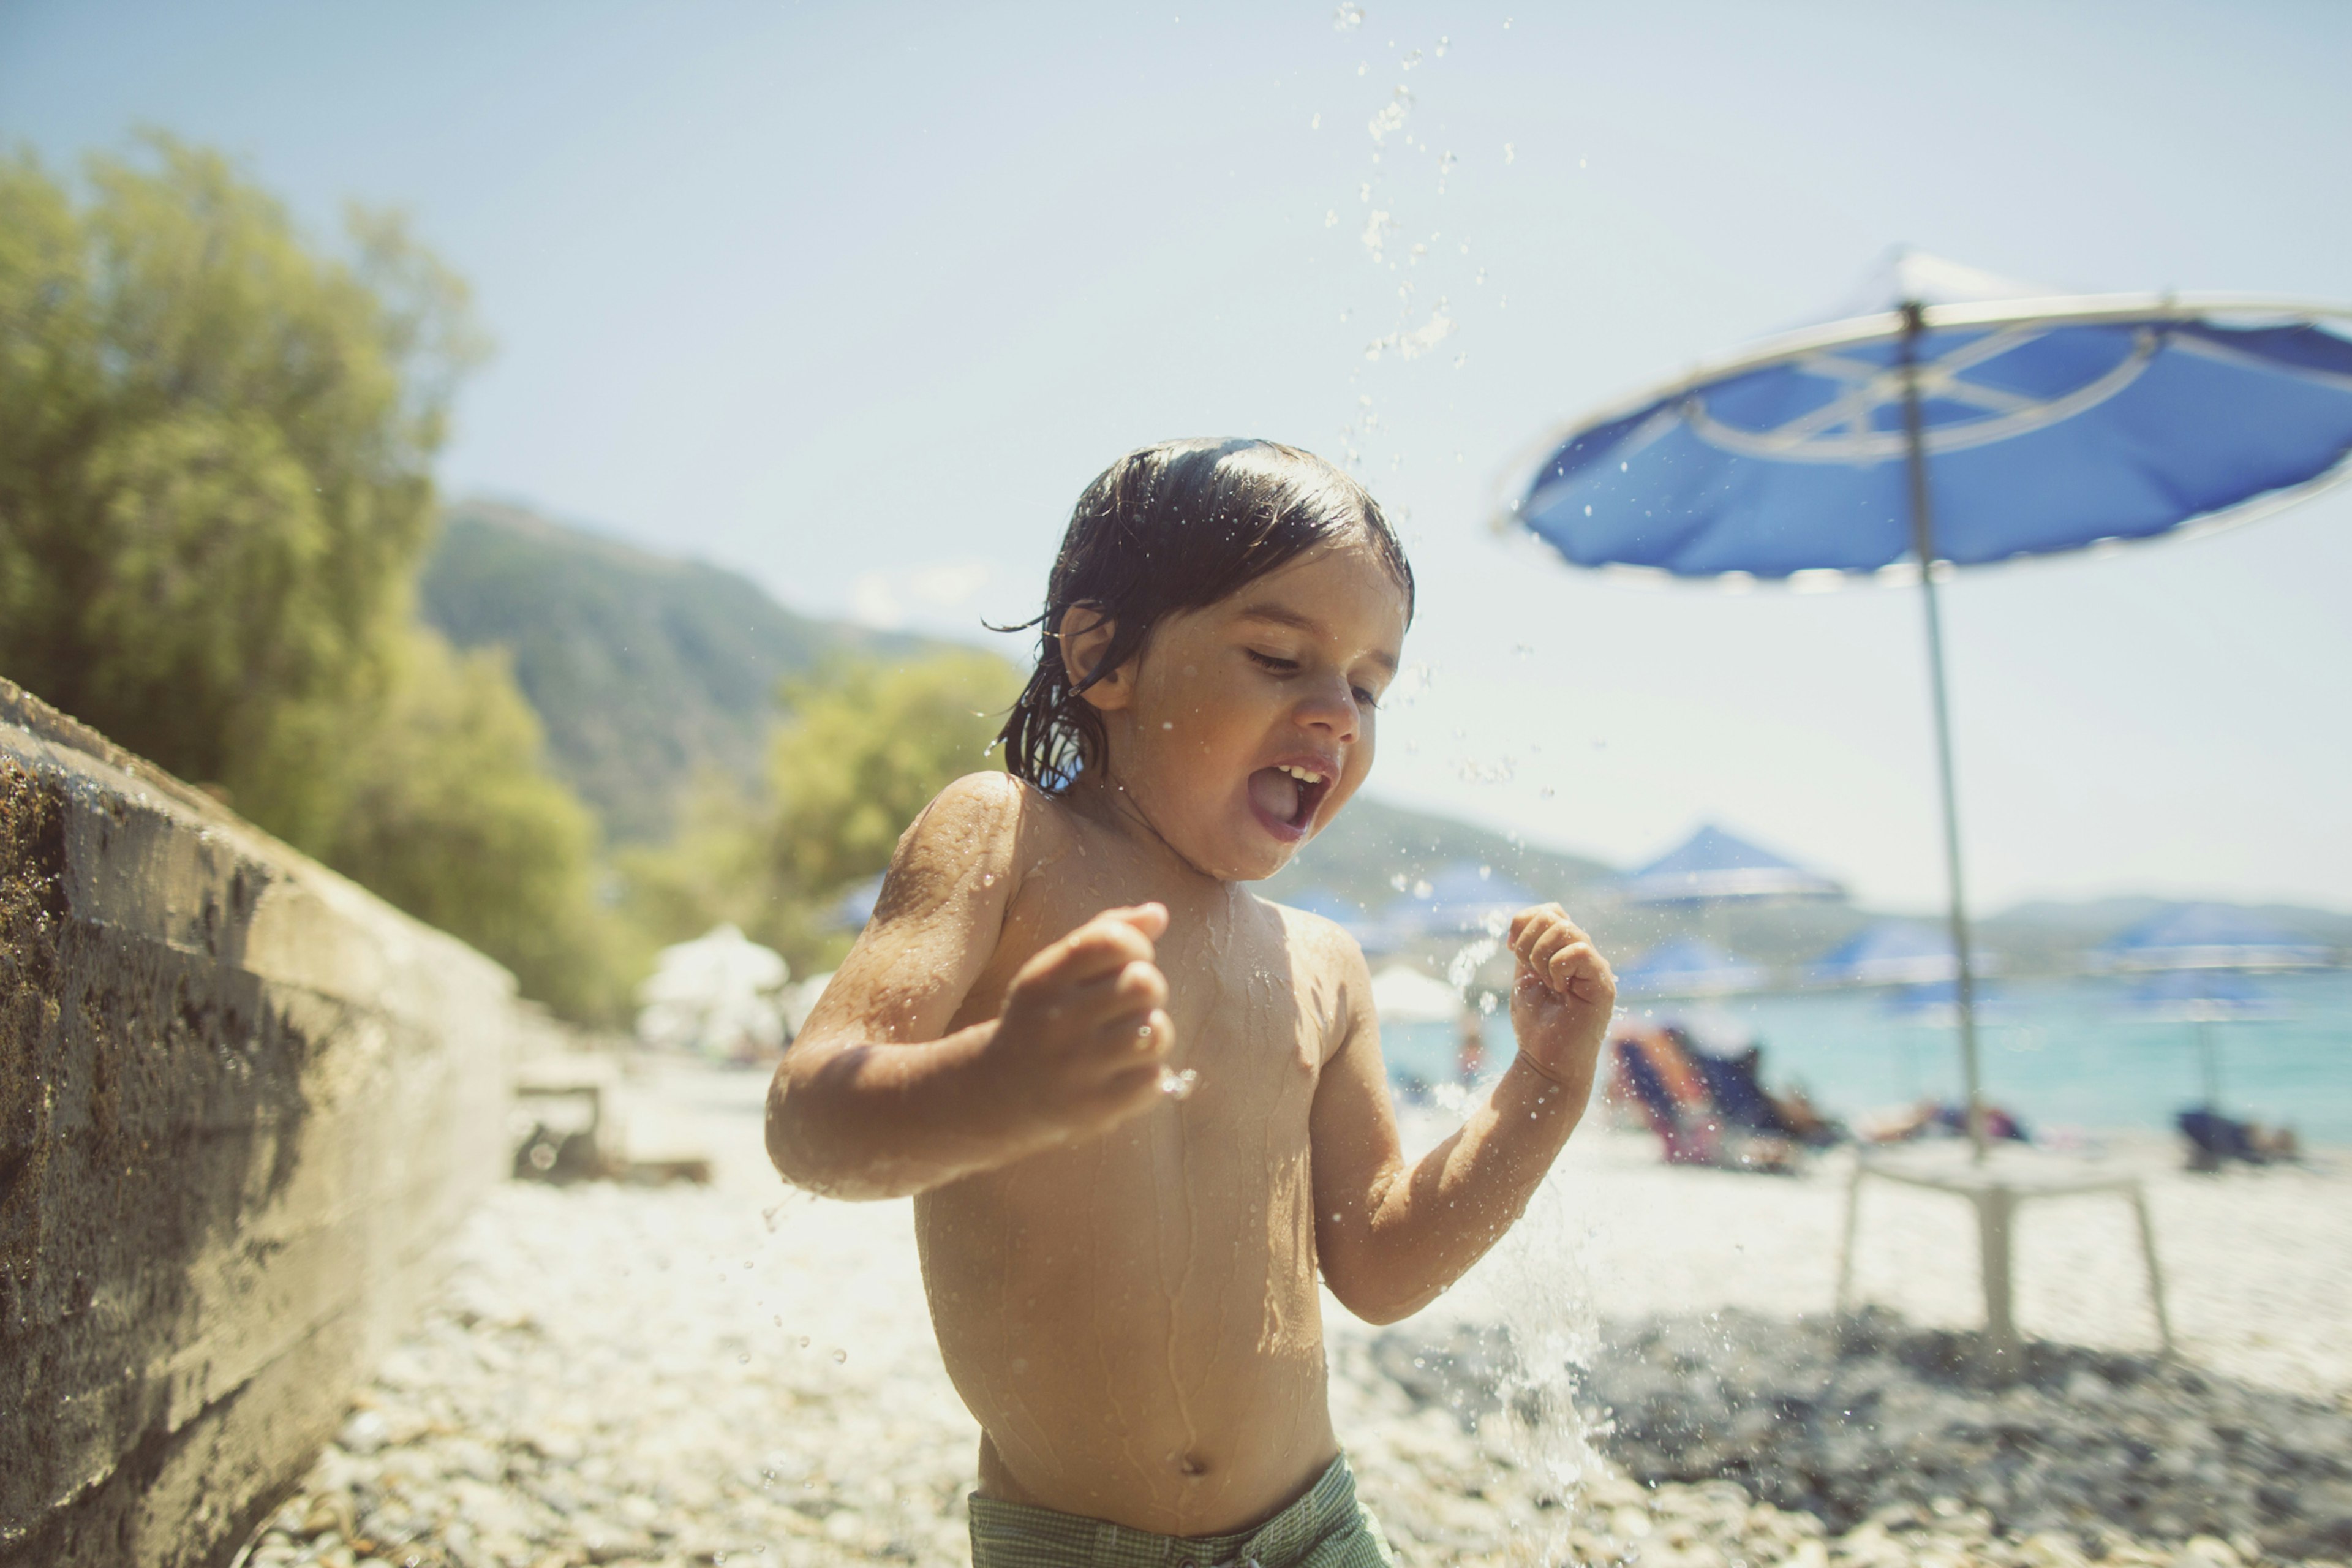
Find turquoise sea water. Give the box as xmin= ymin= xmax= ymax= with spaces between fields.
xmin=1380 ymin=971 xmax=2352 ymax=1147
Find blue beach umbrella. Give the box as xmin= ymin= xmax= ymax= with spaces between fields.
xmin=1883 ymin=978 xmax=2010 ymax=1025
xmin=1617 ymin=936 xmax=1769 ymax=998
xmin=831 ymin=872 xmax=886 ymax=932
xmin=1501 ymin=250 xmax=2352 ymax=1158
xmin=1811 ymin=919 xmax=1970 ymax=988
xmin=1621 ymin=823 xmax=1844 ymax=906
xmin=1282 ymin=886 xmax=1398 ymax=954
xmin=2125 ymin=969 xmax=2286 ymax=1111
xmin=2095 ymin=902 xmax=2329 ymax=973
xmin=1283 ymin=886 xmax=1368 ymax=924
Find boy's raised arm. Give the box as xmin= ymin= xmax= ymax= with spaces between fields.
xmin=766 ymin=773 xmax=1177 ymax=1200
xmin=1308 ymin=907 xmax=1613 ymax=1324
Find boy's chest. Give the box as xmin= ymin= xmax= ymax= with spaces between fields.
xmin=995 ymin=858 xmax=1340 ymax=1107
xmin=1153 ymin=920 xmax=1333 ymax=1117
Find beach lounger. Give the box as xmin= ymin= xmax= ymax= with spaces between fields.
xmin=1612 ymin=1030 xmax=1722 ymax=1166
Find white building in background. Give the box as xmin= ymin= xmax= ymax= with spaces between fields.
xmin=634 ymin=924 xmax=791 ymax=1060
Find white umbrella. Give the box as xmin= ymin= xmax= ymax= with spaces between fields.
xmin=1368 ymin=963 xmax=1463 ymax=1025
xmin=635 ymin=924 xmax=790 ymax=1059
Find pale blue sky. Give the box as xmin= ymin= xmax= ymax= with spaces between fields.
xmin=5 ymin=0 xmax=2347 ymax=912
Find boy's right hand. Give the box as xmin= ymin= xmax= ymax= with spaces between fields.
xmin=986 ymin=903 xmax=1177 ymax=1144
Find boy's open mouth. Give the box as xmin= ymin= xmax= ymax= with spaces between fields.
xmin=1247 ymin=763 xmax=1333 ymax=837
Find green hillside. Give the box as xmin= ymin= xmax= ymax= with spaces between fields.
xmin=418 ymin=500 xmax=951 ymax=841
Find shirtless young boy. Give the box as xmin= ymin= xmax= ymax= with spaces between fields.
xmin=767 ymin=439 xmax=1615 ymax=1568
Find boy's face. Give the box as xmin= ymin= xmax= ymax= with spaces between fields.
xmin=1079 ymin=536 xmax=1409 ymax=882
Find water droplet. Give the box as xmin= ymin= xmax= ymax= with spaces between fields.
xmin=1310 ymin=112 xmax=1322 ymax=130
xmin=832 ymin=1349 xmax=848 ymax=1363
xmin=738 ymin=1352 xmax=751 ymax=1365
xmin=797 ymin=1336 xmax=810 ymax=1349
xmin=1158 ymin=1066 xmax=1200 ymax=1101
xmin=1503 ymin=142 xmax=1515 ymax=164
xmin=981 ymin=872 xmax=996 ymax=886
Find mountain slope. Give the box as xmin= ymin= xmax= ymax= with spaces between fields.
xmin=418 ymin=500 xmax=952 ymax=841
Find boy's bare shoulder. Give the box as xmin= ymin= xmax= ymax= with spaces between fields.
xmin=1256 ymin=894 xmax=1377 ymax=1026
xmin=880 ymin=771 xmax=1071 ymax=916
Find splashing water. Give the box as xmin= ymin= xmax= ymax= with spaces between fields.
xmin=1447 ymin=938 xmax=1498 ymax=992
xmin=1485 ymin=1166 xmax=1607 ymax=1562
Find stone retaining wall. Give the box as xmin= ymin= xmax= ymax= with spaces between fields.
xmin=0 ymin=680 xmax=517 ymax=1568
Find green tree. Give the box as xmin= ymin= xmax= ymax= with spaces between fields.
xmin=0 ymin=134 xmax=484 ymax=846
xmin=769 ymin=650 xmax=1022 ymax=896
xmin=0 ymin=137 xmax=630 ymax=1020
xmin=619 ymin=650 xmax=1024 ymax=973
xmin=325 ymin=632 xmax=635 ymax=1021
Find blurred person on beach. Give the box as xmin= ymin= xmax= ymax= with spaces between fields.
xmin=767 ymin=439 xmax=1615 ymax=1567
xmin=1455 ymin=1006 xmax=1487 ymax=1086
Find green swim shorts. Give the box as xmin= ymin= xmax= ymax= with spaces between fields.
xmin=967 ymin=1455 xmax=1397 ymax=1568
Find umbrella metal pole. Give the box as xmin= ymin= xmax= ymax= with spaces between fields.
xmin=1899 ymin=302 xmax=1990 ymax=1163
xmin=2197 ymin=1019 xmax=2220 ymax=1110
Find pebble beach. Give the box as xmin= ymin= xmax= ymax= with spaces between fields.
xmin=236 ymin=1061 xmax=2352 ymax=1568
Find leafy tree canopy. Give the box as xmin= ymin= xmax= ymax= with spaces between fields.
xmin=0 ymin=137 xmax=634 ymax=1020
xmin=0 ymin=134 xmax=485 ymax=846
xmin=325 ymin=631 xmax=630 ymax=1020
xmin=619 ymin=650 xmax=1025 ymax=975
xmin=769 ymin=650 xmax=1022 ymax=897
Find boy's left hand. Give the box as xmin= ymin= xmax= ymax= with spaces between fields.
xmin=1505 ymin=904 xmax=1616 ymax=1103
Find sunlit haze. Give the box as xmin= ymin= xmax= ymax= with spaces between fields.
xmin=6 ymin=0 xmax=2346 ymax=913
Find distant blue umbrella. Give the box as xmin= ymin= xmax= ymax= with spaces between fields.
xmin=2096 ymin=902 xmax=2329 ymax=972
xmin=1884 ymin=978 xmax=2009 ymax=1024
xmin=1501 ymin=249 xmax=2352 ymax=1158
xmin=2126 ymin=968 xmax=2283 ymax=1020
xmin=1618 ymin=936 xmax=1769 ymax=998
xmin=1282 ymin=886 xmax=1367 ymax=924
xmin=2125 ymin=968 xmax=2286 ymax=1111
xmin=832 ymin=873 xmax=886 ymax=932
xmin=1621 ymin=823 xmax=1844 ymax=906
xmin=1280 ymin=886 xmax=1397 ymax=953
xmin=1811 ymin=919 xmax=1970 ymax=987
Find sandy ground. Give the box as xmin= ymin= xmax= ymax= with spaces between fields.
xmin=620 ymin=1061 xmax=2352 ymax=1395
xmin=235 ymin=1059 xmax=2352 ymax=1568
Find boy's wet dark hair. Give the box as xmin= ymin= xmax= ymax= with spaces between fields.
xmin=997 ymin=439 xmax=1415 ymax=791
